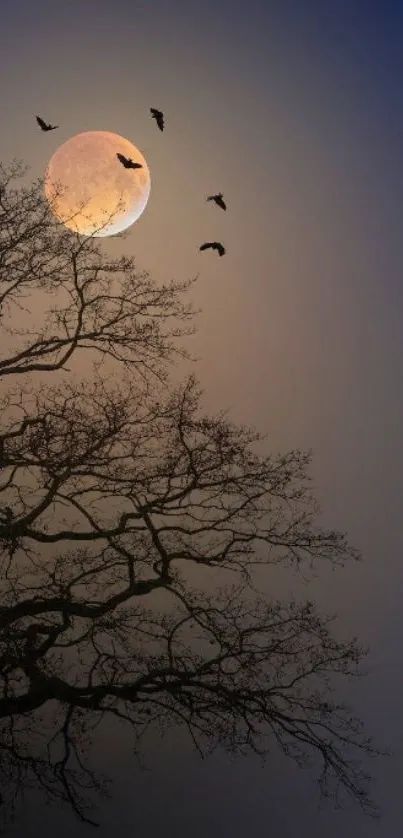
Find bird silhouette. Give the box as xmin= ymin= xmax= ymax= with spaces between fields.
xmin=116 ymin=153 xmax=143 ymax=170
xmin=150 ymin=108 xmax=164 ymax=131
xmin=200 ymin=242 xmax=226 ymax=256
xmin=36 ymin=115 xmax=58 ymax=131
xmin=207 ymin=192 xmax=227 ymax=211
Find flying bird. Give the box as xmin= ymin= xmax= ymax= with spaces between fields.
xmin=36 ymin=115 xmax=58 ymax=131
xmin=150 ymin=108 xmax=164 ymax=131
xmin=199 ymin=242 xmax=226 ymax=257
xmin=116 ymin=153 xmax=143 ymax=170
xmin=207 ymin=192 xmax=227 ymax=211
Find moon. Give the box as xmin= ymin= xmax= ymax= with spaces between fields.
xmin=44 ymin=131 xmax=151 ymax=237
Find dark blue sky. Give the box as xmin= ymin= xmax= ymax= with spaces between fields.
xmin=2 ymin=0 xmax=403 ymax=835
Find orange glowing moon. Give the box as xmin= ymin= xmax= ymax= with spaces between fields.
xmin=44 ymin=131 xmax=151 ymax=237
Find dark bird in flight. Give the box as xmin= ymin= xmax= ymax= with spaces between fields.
xmin=200 ymin=242 xmax=226 ymax=256
xmin=150 ymin=108 xmax=164 ymax=131
xmin=207 ymin=192 xmax=227 ymax=211
xmin=116 ymin=153 xmax=143 ymax=170
xmin=36 ymin=115 xmax=58 ymax=131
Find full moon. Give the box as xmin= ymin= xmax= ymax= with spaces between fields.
xmin=44 ymin=131 xmax=151 ymax=237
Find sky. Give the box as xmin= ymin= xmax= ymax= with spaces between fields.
xmin=1 ymin=0 xmax=403 ymax=834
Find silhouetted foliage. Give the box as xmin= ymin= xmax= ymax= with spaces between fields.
xmin=0 ymin=161 xmax=383 ymax=828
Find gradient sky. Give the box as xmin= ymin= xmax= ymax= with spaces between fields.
xmin=2 ymin=0 xmax=403 ymax=834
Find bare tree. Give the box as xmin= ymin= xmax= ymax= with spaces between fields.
xmin=0 ymin=161 xmax=383 ymax=828
xmin=0 ymin=159 xmax=195 ymax=385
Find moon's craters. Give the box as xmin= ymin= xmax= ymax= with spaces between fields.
xmin=44 ymin=131 xmax=151 ymax=237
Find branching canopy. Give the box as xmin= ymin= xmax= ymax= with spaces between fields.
xmin=0 ymin=162 xmax=383 ymax=828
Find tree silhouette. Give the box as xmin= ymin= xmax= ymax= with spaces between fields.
xmin=0 ymin=161 xmax=383 ymax=828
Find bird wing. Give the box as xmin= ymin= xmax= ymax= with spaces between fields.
xmin=151 ymin=109 xmax=164 ymax=128
xmin=117 ymin=153 xmax=127 ymax=164
xmin=218 ymin=197 xmax=226 ymax=210
xmin=212 ymin=242 xmax=225 ymax=255
xmin=200 ymin=243 xmax=211 ymax=251
xmin=36 ymin=116 xmax=47 ymax=129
